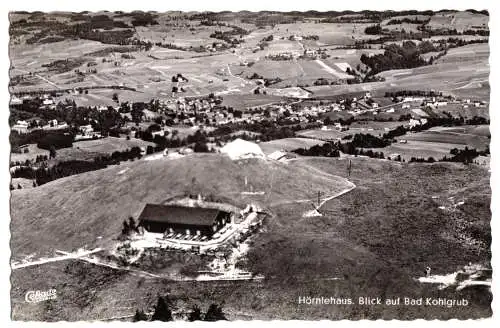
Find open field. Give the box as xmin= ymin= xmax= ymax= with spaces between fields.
xmin=429 ymin=125 xmax=490 ymax=137
xmin=11 ymin=178 xmax=35 ymax=190
xmin=221 ymin=93 xmax=283 ymax=109
xmin=10 ymin=144 xmax=50 ymax=163
xmin=426 ymin=11 xmax=488 ymax=32
xmin=396 ymin=127 xmax=490 ymax=150
xmin=73 ymin=137 xmax=155 ymax=153
xmin=306 ymin=43 xmax=489 ymax=103
xmin=10 ymin=41 xmax=257 ymax=102
xmin=434 ymin=103 xmax=489 ymax=119
xmin=9 ymin=15 xmax=489 ymax=108
xmin=259 ymin=137 xmax=326 ymax=154
xmin=358 ymin=124 xmax=490 ymax=161
xmin=366 ymin=140 xmax=466 ymax=161
xmin=297 ymin=128 xmax=351 ymax=141
xmin=235 ymin=58 xmax=355 ymax=88
xmin=297 ymin=121 xmax=406 ymax=141
xmin=11 ymin=137 xmax=158 ymax=165
xmin=246 ymin=22 xmax=384 ymax=46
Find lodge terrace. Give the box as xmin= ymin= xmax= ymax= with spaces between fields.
xmin=138 ymin=204 xmax=233 ymax=237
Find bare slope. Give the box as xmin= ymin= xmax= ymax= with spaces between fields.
xmin=10 ymin=153 xmax=352 ymax=259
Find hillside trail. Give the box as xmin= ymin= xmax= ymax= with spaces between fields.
xmin=11 ymin=248 xmax=102 ymax=270
xmin=268 ymin=159 xmax=356 ymax=207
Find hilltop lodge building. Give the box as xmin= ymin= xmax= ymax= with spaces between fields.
xmin=138 ymin=204 xmax=232 ymax=237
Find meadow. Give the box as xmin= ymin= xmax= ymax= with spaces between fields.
xmin=259 ymin=137 xmax=326 ymax=154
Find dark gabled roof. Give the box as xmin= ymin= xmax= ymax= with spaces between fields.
xmin=138 ymin=204 xmax=226 ymax=227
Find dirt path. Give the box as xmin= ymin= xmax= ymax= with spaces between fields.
xmin=270 ymin=160 xmax=356 ymax=207
xmin=271 ymin=182 xmax=356 ymax=207
xmin=13 ymin=68 xmax=61 ymax=89
xmin=315 ymin=59 xmax=347 ymax=79
xmin=226 ymin=63 xmax=251 ymax=86
xmin=11 ymin=248 xmax=102 ymax=270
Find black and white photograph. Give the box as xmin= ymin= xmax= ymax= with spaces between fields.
xmin=6 ymin=2 xmax=494 ymax=322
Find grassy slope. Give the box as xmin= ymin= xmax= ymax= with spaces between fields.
xmin=308 ymin=43 xmax=489 ymax=102
xmin=11 ymin=156 xmax=491 ymax=321
xmin=10 ymin=153 xmax=352 ymax=259
xmin=259 ymin=138 xmax=326 ymax=155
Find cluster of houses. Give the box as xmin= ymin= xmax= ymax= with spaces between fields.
xmin=397 ymin=95 xmax=487 ymax=111
xmin=408 ymin=117 xmax=429 ymax=128
xmin=11 ymin=93 xmax=57 ymax=110
xmin=461 ymin=98 xmax=487 ymax=109
xmin=12 ymin=118 xmax=69 ymax=134
xmin=75 ymin=124 xmax=102 ymax=140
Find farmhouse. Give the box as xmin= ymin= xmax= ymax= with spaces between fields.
xmin=10 ymin=96 xmax=23 ymax=106
xmin=12 ymin=120 xmax=29 ymax=134
xmin=138 ymin=204 xmax=232 ymax=237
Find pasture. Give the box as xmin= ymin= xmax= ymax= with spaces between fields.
xmin=298 ymin=121 xmax=407 ymax=142
xmin=11 ymin=144 xmax=50 ymax=163
xmin=73 ymin=137 xmax=155 ymax=154
xmin=366 ymin=140 xmax=464 ymax=162
xmin=397 ymin=126 xmax=490 ymax=150
xmin=221 ymin=93 xmax=283 ymax=109
xmin=297 ymin=128 xmax=350 ymax=141
xmin=306 ymin=43 xmax=489 ymax=103
xmin=426 ymin=11 xmax=488 ymax=32
xmin=361 ymin=123 xmax=490 ymax=161
xmin=259 ymin=137 xmax=325 ymax=154
xmin=253 ymin=22 xmax=384 ymax=45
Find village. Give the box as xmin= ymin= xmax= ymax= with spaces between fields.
xmin=10 ymin=84 xmax=486 ymax=137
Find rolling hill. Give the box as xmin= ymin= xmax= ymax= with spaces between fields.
xmin=10 ymin=153 xmax=353 ymax=260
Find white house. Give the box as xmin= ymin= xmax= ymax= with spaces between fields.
xmin=151 ymin=130 xmax=165 ymax=138
xmin=12 ymin=120 xmax=29 ymax=134
xmin=80 ymin=124 xmax=94 ymax=135
xmin=43 ymin=99 xmax=54 ymax=106
xmin=409 ymin=119 xmax=421 ymax=128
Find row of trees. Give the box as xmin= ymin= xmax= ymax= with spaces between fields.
xmin=133 ymin=296 xmax=226 ymax=322
xmin=386 ymin=17 xmax=431 ymax=25
xmin=292 ymin=139 xmax=387 ymax=160
xmin=443 ymin=146 xmax=489 ymax=164
xmin=293 ymin=142 xmax=340 ymax=157
xmin=384 ymin=90 xmax=445 ymax=98
xmin=11 ymin=147 xmax=143 ymax=186
xmin=364 ymin=24 xmax=382 ymax=35
xmin=360 ymin=41 xmax=428 ymax=76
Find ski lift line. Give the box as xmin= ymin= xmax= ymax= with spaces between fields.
xmin=265 ymin=166 xmax=277 ymax=202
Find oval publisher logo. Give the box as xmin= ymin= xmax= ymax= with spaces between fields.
xmin=25 ymin=289 xmax=57 ymax=303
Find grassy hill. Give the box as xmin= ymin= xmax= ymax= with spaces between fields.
xmin=10 ymin=156 xmax=491 ymax=321
xmin=10 ymin=153 xmax=352 ymax=259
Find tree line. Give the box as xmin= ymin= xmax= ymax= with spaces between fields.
xmin=133 ymin=296 xmax=226 ymax=322
xmin=360 ymin=41 xmax=429 ymax=76
xmin=11 ymin=147 xmax=143 ymax=186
